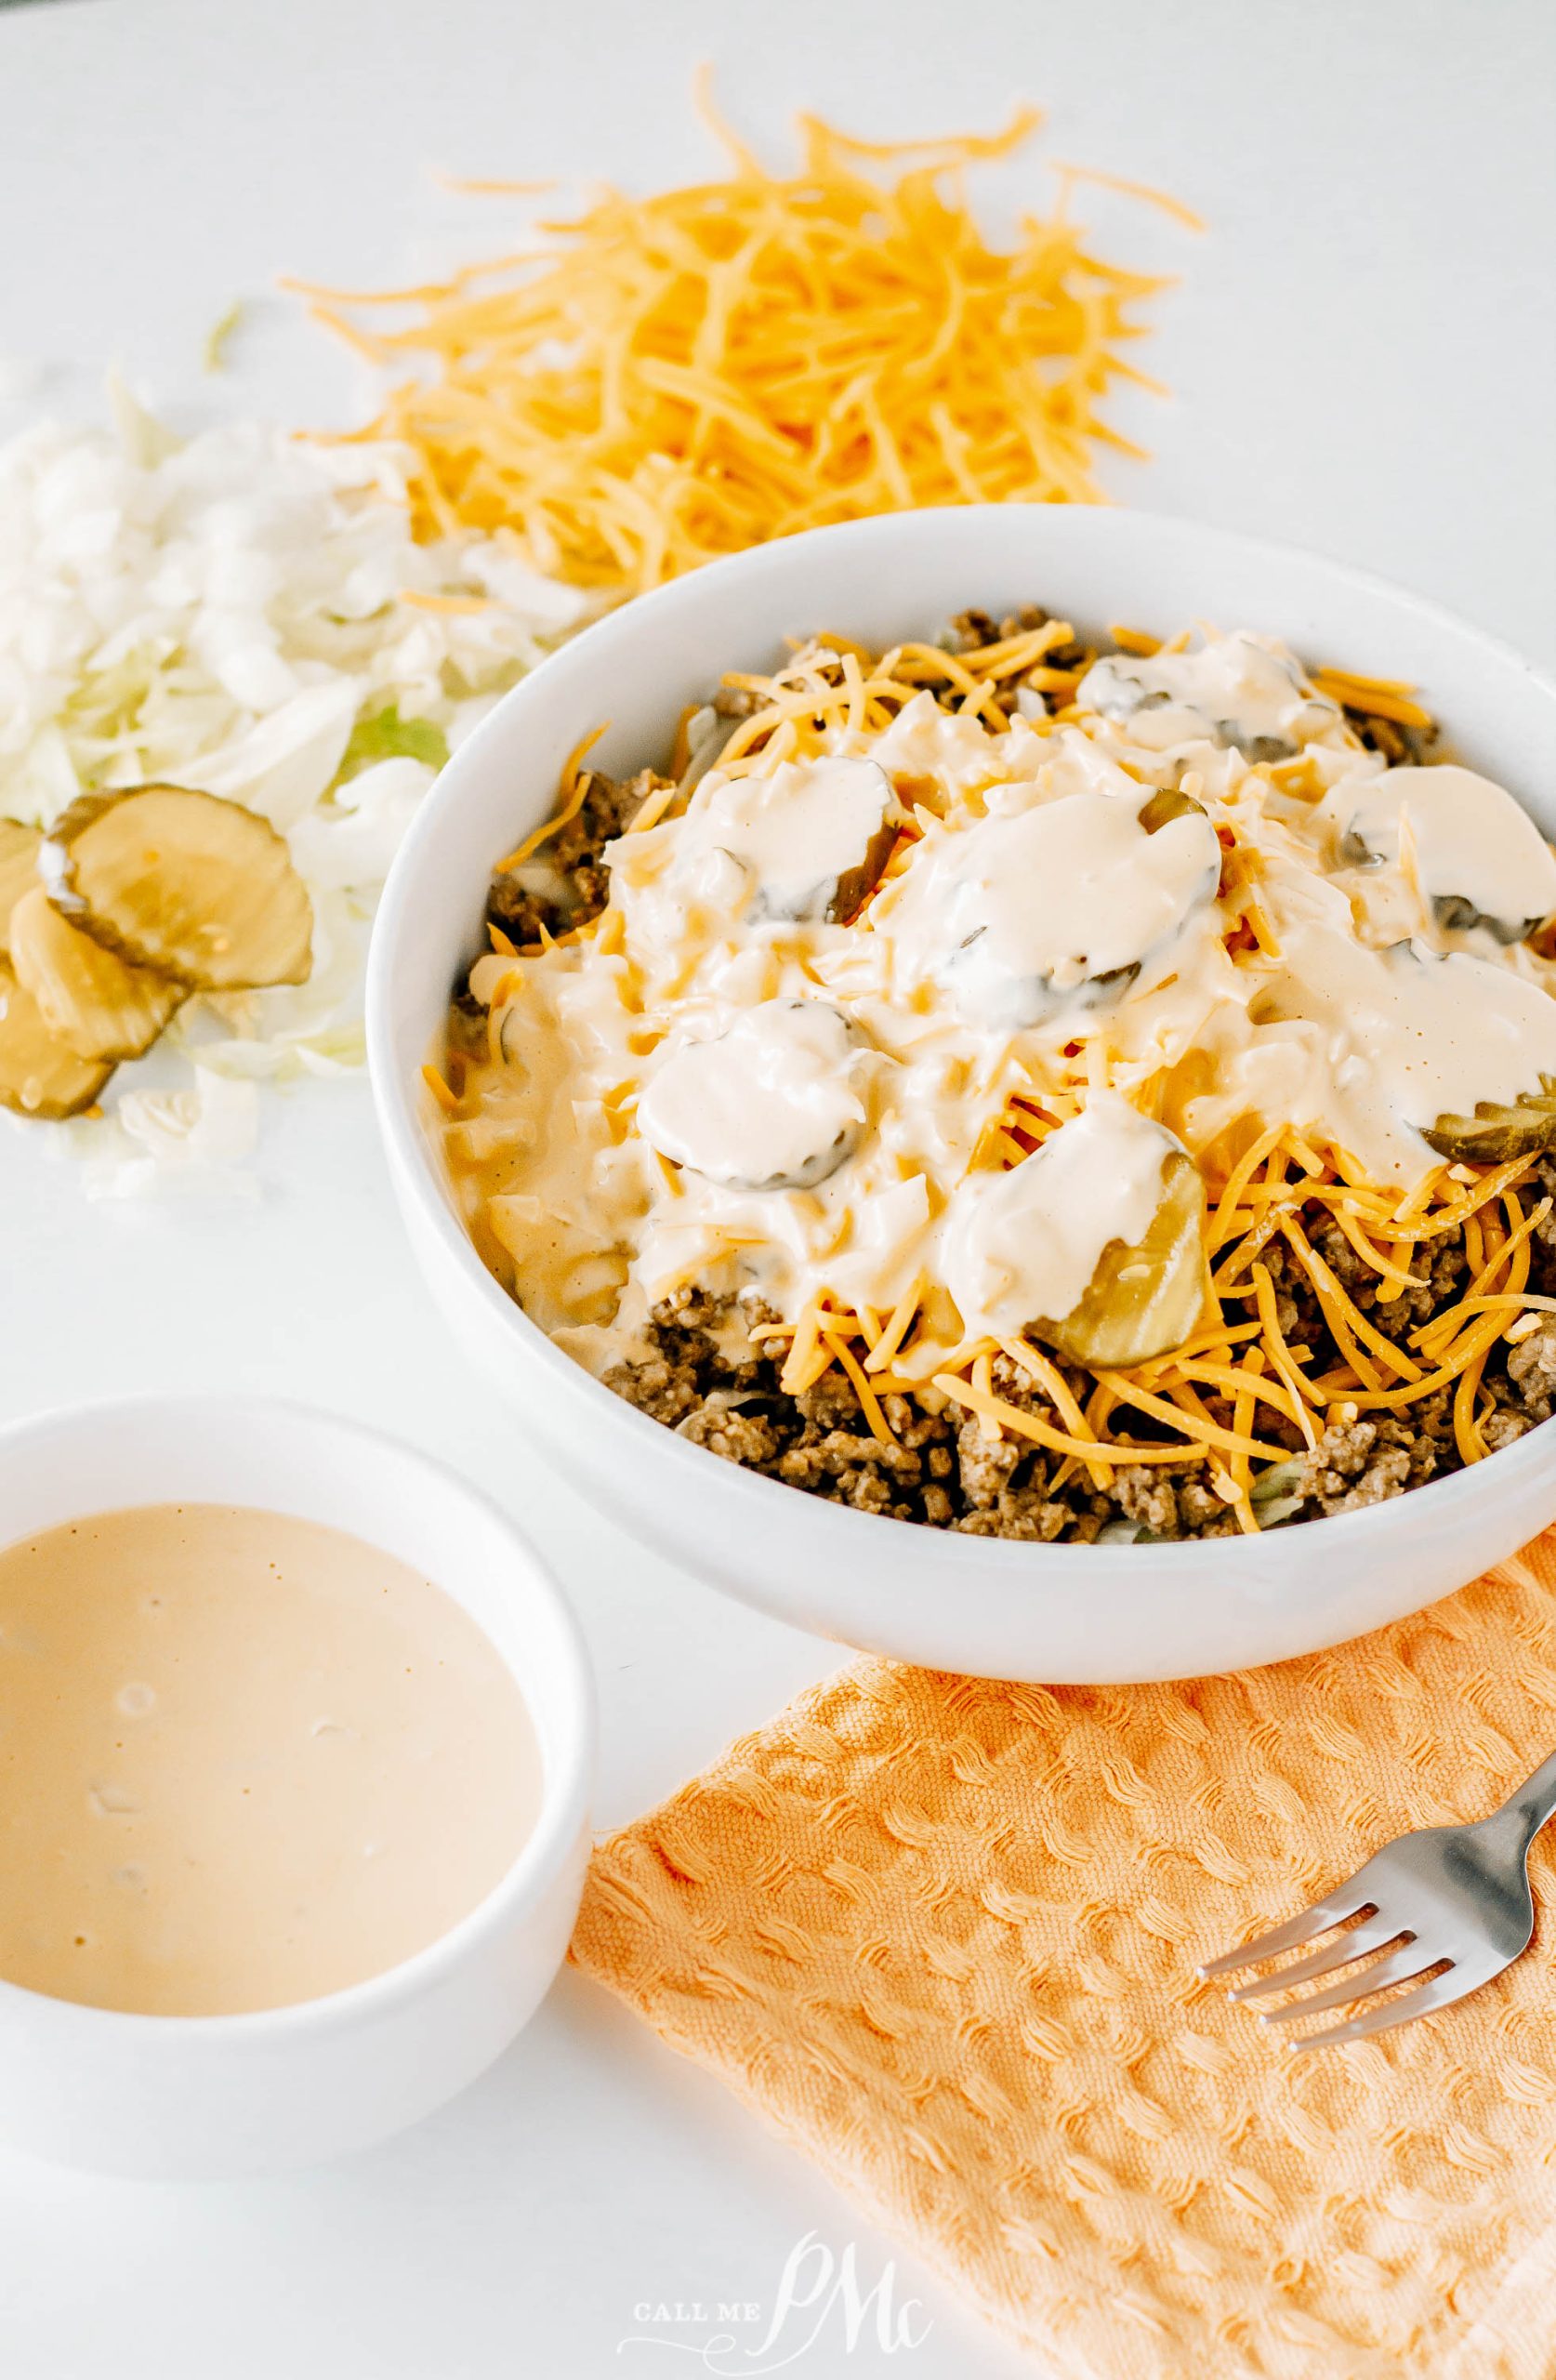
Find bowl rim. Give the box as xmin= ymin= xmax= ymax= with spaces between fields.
xmin=367 ymin=501 xmax=1556 ymax=1573
xmin=0 ymin=1391 xmax=596 ymax=2039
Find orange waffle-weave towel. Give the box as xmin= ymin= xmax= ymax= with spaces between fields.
xmin=573 ymin=1540 xmax=1556 ymax=2379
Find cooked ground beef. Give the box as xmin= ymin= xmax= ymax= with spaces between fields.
xmin=485 ymin=766 xmax=672 ymax=946
xmin=600 ymin=1250 xmax=1555 ymax=1541
xmin=945 ymin=605 xmax=1088 ymax=720
xmin=480 ymin=615 xmax=1541 ymax=1541
xmin=949 ymin=603 xmax=1082 ymax=663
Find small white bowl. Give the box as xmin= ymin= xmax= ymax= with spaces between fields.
xmin=0 ymin=1395 xmax=594 ymax=2177
xmin=368 ymin=505 xmax=1556 ymax=1685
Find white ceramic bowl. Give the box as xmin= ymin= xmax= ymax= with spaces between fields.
xmin=0 ymin=1395 xmax=594 ymax=2177
xmin=368 ymin=505 xmax=1556 ymax=1686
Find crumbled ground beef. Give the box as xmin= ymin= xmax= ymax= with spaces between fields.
xmin=604 ymin=1301 xmax=1226 ymax=1540
xmin=943 ymin=605 xmax=1088 ymax=720
xmin=485 ymin=766 xmax=672 ymax=946
xmin=1506 ymin=1316 xmax=1556 ymax=1420
xmin=1294 ymin=1409 xmax=1445 ymax=1516
xmin=479 ymin=615 xmax=1546 ymax=1540
xmin=948 ymin=604 xmax=1080 ymax=665
xmin=600 ymin=1249 xmax=1555 ymax=1540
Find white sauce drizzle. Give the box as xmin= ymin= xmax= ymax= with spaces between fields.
xmin=679 ymin=756 xmax=896 ymax=921
xmin=1247 ymin=929 xmax=1556 ymax=1180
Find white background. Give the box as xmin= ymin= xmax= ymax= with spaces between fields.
xmin=1 ymin=1 xmax=1553 ymax=2373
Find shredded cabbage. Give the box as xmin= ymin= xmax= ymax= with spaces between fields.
xmin=0 ymin=387 xmax=588 ymax=1195
xmin=67 ymin=1071 xmax=263 ymax=1204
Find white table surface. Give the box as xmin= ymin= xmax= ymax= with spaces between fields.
xmin=2 ymin=1 xmax=1552 ymax=2373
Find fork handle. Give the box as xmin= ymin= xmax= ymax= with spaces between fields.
xmin=1489 ymin=1748 xmax=1556 ymax=1848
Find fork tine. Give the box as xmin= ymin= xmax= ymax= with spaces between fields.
xmin=1259 ymin=1943 xmax=1435 ymax=2025
xmin=1287 ymin=1963 xmax=1478 ymax=2050
xmin=1224 ymin=1911 xmax=1405 ymax=2002
xmin=1199 ymin=1888 xmax=1372 ymax=1979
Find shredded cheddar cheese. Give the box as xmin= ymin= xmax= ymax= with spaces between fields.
xmin=297 ymin=87 xmax=1189 ymax=597
xmin=498 ymin=723 xmax=609 ymax=869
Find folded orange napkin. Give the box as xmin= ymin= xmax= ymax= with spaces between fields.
xmin=573 ymin=1539 xmax=1556 ymax=2379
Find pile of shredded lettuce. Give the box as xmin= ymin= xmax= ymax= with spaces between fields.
xmin=0 ymin=385 xmax=587 ymax=1197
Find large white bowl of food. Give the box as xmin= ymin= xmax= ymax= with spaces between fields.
xmin=367 ymin=505 xmax=1556 ymax=1683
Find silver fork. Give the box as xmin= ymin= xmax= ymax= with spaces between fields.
xmin=1199 ymin=1749 xmax=1556 ymax=2047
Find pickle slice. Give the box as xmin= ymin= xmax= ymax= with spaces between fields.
xmin=1137 ymin=784 xmax=1207 ymax=836
xmin=1422 ymin=1084 xmax=1556 ymax=1165
xmin=1042 ymin=1151 xmax=1210 ymax=1369
xmin=0 ymin=959 xmax=113 ymax=1118
xmin=8 ymin=885 xmax=181 ymax=1062
xmin=825 ymin=814 xmax=900 ymax=924
xmin=42 ymin=785 xmax=312 ymax=990
xmin=0 ymin=820 xmax=41 ymax=954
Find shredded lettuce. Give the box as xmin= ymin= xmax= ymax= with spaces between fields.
xmin=71 ymin=1071 xmax=262 ymax=1203
xmin=342 ymin=704 xmax=450 ymax=779
xmin=1249 ymin=1455 xmax=1308 ymax=1528
xmin=203 ymin=299 xmax=245 ymax=376
xmin=0 ymin=394 xmax=592 ymax=1194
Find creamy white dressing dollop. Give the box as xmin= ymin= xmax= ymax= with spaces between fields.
xmin=1078 ymin=634 xmax=1343 ymax=757
xmin=1251 ymin=928 xmax=1556 ymax=1178
xmin=679 ymin=757 xmax=897 ymax=922
xmin=943 ymin=1093 xmax=1180 ymax=1338
xmin=636 ymin=998 xmax=865 ymax=1190
xmin=886 ymin=787 xmax=1220 ymax=1028
xmin=1332 ymin=763 xmax=1556 ymax=941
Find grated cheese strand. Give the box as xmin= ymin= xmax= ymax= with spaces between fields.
xmin=823 ymin=1332 xmax=900 ymax=1452
xmin=996 ymin=1335 xmax=1114 ymax=1488
xmin=1093 ymin=1372 xmax=1286 ymax=1462
xmin=498 ymin=723 xmax=609 ymax=868
xmin=932 ymin=1377 xmax=1207 ymax=1468
xmin=1413 ymin=1196 xmax=1552 ymax=1357
xmin=864 ymin=1278 xmax=926 ymax=1376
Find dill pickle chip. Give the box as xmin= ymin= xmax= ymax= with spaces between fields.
xmin=8 ymin=885 xmax=182 ymax=1063
xmin=41 ymin=784 xmax=312 ymax=990
xmin=825 ymin=814 xmax=901 ymax=924
xmin=1043 ymin=1151 xmax=1210 ymax=1369
xmin=1136 ymin=784 xmax=1207 ymax=836
xmin=0 ymin=958 xmax=113 ymax=1118
xmin=1422 ymin=1086 xmax=1556 ymax=1165
xmin=0 ymin=820 xmax=41 ymax=955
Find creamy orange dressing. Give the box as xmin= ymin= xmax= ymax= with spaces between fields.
xmin=0 ymin=1506 xmax=537 ymax=2017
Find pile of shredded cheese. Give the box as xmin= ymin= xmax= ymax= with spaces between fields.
xmin=295 ymin=90 xmax=1195 ymax=597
